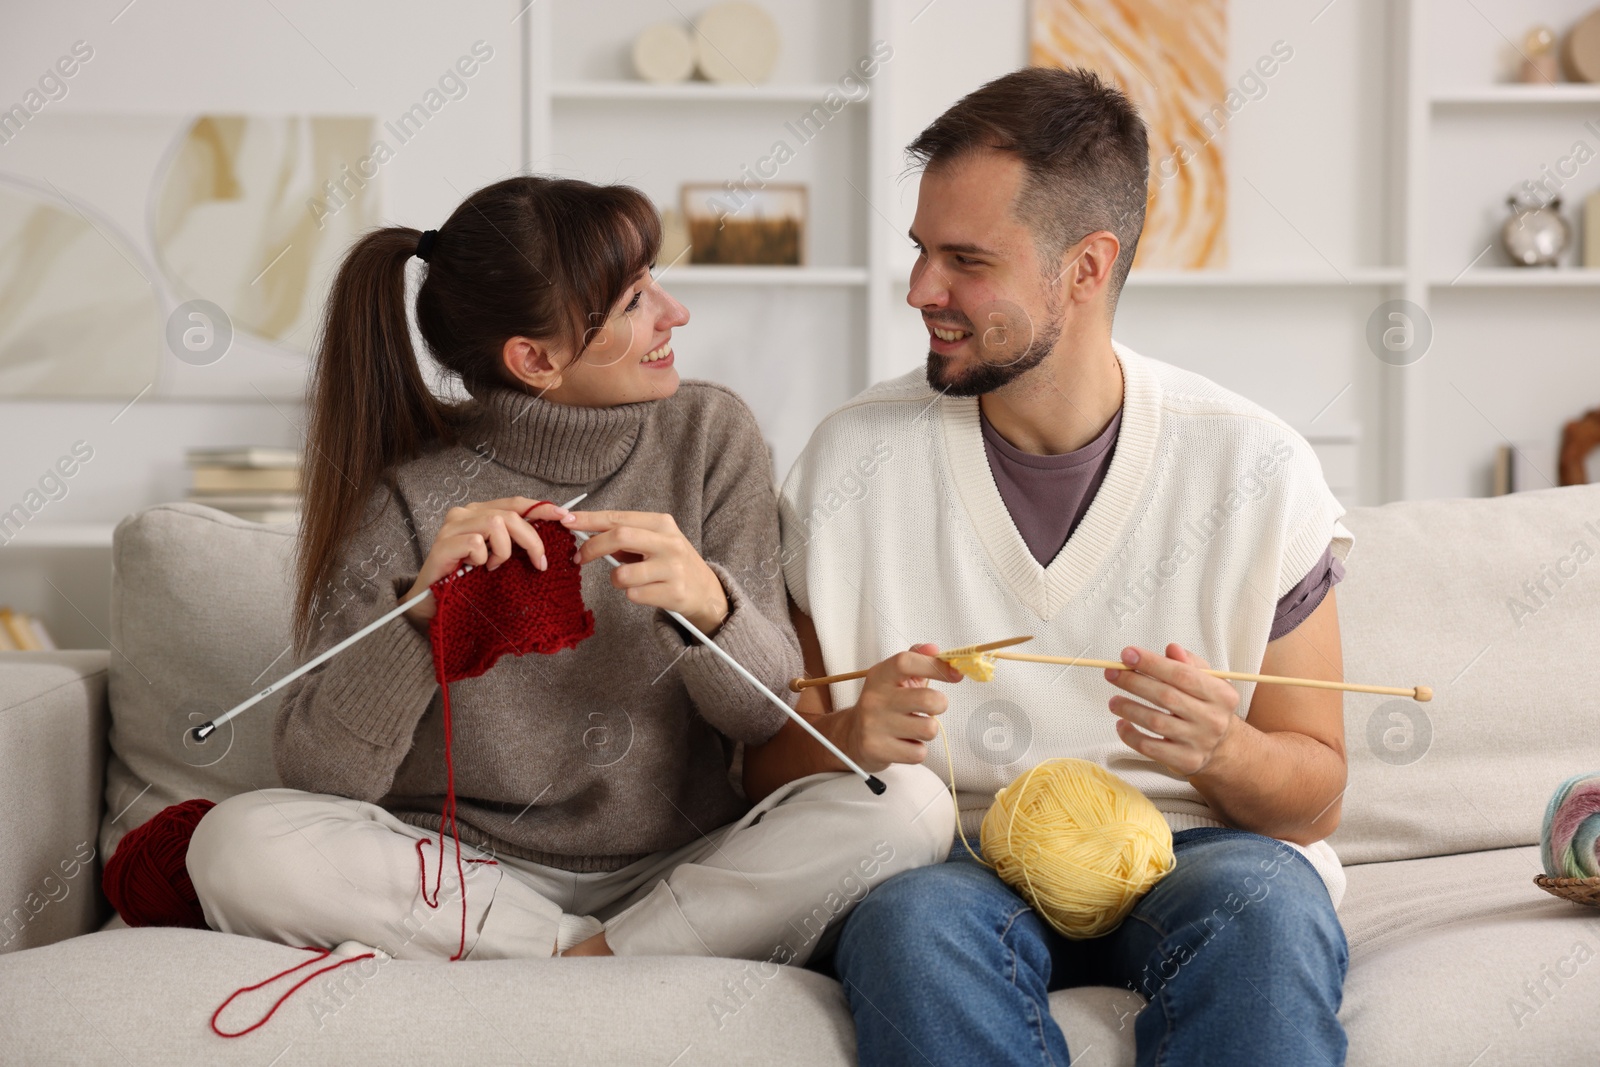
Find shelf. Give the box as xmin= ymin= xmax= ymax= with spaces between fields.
xmin=2 ymin=522 xmax=117 ymax=548
xmin=1432 ymin=86 xmax=1600 ymax=107
xmin=1123 ymin=268 xmax=1405 ymax=288
xmin=1430 ymin=269 xmax=1600 ymax=288
xmin=654 ymin=265 xmax=869 ymax=286
xmin=552 ymin=82 xmax=860 ymax=104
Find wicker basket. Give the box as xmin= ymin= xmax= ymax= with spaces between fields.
xmin=1533 ymin=874 xmax=1600 ymax=908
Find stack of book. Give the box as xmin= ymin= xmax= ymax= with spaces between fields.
xmin=186 ymin=446 xmax=302 ymax=523
xmin=0 ymin=607 xmax=57 ymax=650
xmin=1492 ymin=441 xmax=1559 ymax=495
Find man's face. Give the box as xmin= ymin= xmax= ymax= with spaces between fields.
xmin=907 ymin=150 xmax=1063 ymax=397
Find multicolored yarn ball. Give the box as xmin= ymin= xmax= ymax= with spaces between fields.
xmin=102 ymin=798 xmax=216 ymax=928
xmin=1541 ymin=771 xmax=1600 ymax=879
xmin=980 ymin=758 xmax=1176 ymax=939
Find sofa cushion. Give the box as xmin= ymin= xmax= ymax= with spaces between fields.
xmin=103 ymin=503 xmax=293 ymax=861
xmin=0 ymin=652 xmax=109 ymax=953
xmin=1329 ymin=482 xmax=1600 ymax=864
xmin=4 ymin=846 xmax=1590 ymax=1066
xmin=0 ymin=924 xmax=1147 ymax=1067
xmin=1336 ymin=844 xmax=1600 ymax=1064
xmin=0 ymin=928 xmax=857 ymax=1065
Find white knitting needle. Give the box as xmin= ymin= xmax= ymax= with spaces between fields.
xmin=189 ymin=493 xmax=593 ymax=743
xmin=565 ymin=520 xmax=885 ymax=794
xmin=190 ymin=496 xmax=887 ymax=793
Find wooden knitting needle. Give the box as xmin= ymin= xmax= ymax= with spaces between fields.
xmin=789 ymin=639 xmax=1432 ymax=703
xmin=190 ymin=493 xmax=595 ymax=744
xmin=983 ymin=651 xmax=1433 ymax=702
xmin=788 ymin=635 xmax=1035 ymax=692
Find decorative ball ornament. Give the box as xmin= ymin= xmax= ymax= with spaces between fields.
xmin=694 ymin=2 xmax=780 ymax=85
xmin=1563 ymin=9 xmax=1600 ymax=83
xmin=632 ymin=22 xmax=695 ymax=84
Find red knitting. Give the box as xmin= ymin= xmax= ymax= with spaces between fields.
xmin=420 ymin=503 xmax=595 ymax=960
xmin=212 ymin=502 xmax=595 ymax=1037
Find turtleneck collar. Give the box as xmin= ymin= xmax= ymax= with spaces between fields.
xmin=463 ymin=381 xmax=650 ymax=486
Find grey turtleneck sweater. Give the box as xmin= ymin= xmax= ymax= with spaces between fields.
xmin=273 ymin=380 xmax=802 ymax=873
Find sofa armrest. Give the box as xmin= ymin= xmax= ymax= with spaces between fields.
xmin=0 ymin=651 xmax=110 ymax=954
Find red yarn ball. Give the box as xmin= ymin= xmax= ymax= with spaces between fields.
xmin=103 ymin=798 xmax=216 ymax=929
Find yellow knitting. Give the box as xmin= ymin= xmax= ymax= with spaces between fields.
xmin=942 ymin=651 xmax=998 ymax=681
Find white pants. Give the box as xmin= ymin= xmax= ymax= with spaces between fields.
xmin=187 ymin=762 xmax=954 ymax=966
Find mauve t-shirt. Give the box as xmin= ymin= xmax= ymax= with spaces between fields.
xmin=979 ymin=404 xmax=1343 ymax=641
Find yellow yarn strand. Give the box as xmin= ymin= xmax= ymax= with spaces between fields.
xmin=935 ymin=719 xmax=1176 ymax=940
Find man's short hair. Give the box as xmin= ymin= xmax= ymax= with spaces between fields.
xmin=906 ymin=66 xmax=1149 ymax=313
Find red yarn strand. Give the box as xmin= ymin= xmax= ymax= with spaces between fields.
xmin=412 ymin=505 xmax=594 ymax=962
xmin=199 ymin=503 xmax=593 ymax=1038
xmin=210 ymin=946 xmax=375 ymax=1038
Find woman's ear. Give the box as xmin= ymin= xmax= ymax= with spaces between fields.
xmin=502 ymin=335 xmax=564 ymax=392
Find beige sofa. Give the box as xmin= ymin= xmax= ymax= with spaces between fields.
xmin=3 ymin=486 xmax=1599 ymax=1065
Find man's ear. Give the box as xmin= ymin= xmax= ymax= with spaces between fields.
xmin=502 ymin=335 xmax=564 ymax=392
xmin=1058 ymin=231 xmax=1121 ymax=306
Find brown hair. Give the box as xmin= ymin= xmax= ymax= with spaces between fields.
xmin=905 ymin=66 xmax=1148 ymax=310
xmin=293 ymin=175 xmax=660 ymax=656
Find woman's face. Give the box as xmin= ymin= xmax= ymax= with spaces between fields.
xmin=528 ymin=266 xmax=690 ymax=408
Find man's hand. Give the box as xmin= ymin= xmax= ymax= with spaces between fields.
xmin=741 ymin=605 xmax=965 ymax=803
xmin=845 ymin=643 xmax=965 ymax=772
xmin=1105 ymin=643 xmax=1242 ymax=777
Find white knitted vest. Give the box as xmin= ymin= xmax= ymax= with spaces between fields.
xmin=779 ymin=342 xmax=1353 ymax=910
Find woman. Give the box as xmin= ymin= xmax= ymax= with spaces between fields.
xmin=185 ymin=175 xmax=952 ymax=965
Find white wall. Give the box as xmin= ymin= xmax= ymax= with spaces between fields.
xmin=0 ymin=0 xmax=522 ymax=646
xmin=3 ymin=0 xmax=1598 ymax=648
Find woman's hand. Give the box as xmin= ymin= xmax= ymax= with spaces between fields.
xmin=561 ymin=510 xmax=728 ymax=635
xmin=1105 ymin=643 xmax=1243 ymax=777
xmin=402 ymin=497 xmax=573 ymax=626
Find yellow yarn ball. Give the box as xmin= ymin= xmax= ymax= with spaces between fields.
xmin=980 ymin=758 xmax=1176 ymax=939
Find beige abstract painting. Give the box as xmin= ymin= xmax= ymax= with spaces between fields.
xmin=0 ymin=114 xmax=378 ymax=397
xmin=1030 ymin=0 xmax=1228 ymax=270
xmin=0 ymin=182 xmax=161 ymax=395
xmin=153 ymin=115 xmax=379 ymax=348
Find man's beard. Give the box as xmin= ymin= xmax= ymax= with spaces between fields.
xmin=925 ymin=304 xmax=1062 ymax=397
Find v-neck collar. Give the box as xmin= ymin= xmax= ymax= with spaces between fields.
xmin=940 ymin=341 xmax=1162 ymax=619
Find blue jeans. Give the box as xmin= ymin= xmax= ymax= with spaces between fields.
xmin=824 ymin=827 xmax=1348 ymax=1067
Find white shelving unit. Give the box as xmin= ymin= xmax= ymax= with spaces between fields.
xmin=1124 ymin=269 xmax=1407 ymax=288
xmin=513 ymin=0 xmax=1600 ymax=504
xmin=1431 ymin=269 xmax=1600 ymax=287
xmin=1399 ymin=0 xmax=1600 ymax=501
xmin=3 ymin=523 xmax=119 ymax=549
xmin=1431 ymin=85 xmax=1600 ymax=106
xmin=654 ymin=264 xmax=869 ymax=286
xmin=551 ymin=81 xmax=848 ymax=103
xmin=520 ymin=0 xmax=895 ymax=478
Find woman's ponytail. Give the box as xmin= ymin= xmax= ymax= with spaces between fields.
xmin=292 ymin=226 xmax=462 ymax=658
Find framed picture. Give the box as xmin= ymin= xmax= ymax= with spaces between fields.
xmin=680 ymin=182 xmax=806 ymax=266
xmin=0 ymin=113 xmax=383 ymax=399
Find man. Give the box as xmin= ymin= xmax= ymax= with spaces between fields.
xmin=744 ymin=66 xmax=1352 ymax=1066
